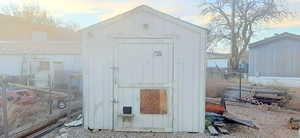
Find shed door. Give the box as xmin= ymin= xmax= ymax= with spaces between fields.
xmin=114 ymin=40 xmax=173 ymax=132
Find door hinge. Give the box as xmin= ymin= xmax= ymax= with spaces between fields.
xmin=112 ymin=98 xmax=119 ymax=103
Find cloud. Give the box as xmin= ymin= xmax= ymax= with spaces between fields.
xmin=182 ymin=14 xmax=214 ymax=25
xmin=39 ymin=0 xmax=143 ymax=15
xmin=0 ymin=0 xmax=144 ymax=18
xmin=3 ymin=0 xmax=183 ymax=21
xmin=159 ymin=7 xmax=181 ymax=14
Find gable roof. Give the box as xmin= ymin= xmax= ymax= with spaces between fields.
xmin=80 ymin=5 xmax=207 ymax=33
xmin=249 ymin=32 xmax=300 ymax=48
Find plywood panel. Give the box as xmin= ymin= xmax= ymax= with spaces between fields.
xmin=140 ymin=89 xmax=167 ymax=114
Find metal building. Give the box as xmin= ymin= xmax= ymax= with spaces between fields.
xmin=81 ymin=5 xmax=207 ymax=132
xmin=249 ymin=32 xmax=300 ymax=87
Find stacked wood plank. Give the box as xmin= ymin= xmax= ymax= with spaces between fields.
xmin=224 ymin=85 xmax=289 ymax=106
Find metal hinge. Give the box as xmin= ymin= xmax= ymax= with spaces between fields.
xmin=112 ymin=98 xmax=119 ymax=104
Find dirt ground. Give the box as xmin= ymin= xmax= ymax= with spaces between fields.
xmin=43 ymin=101 xmax=300 ymax=138
xmin=226 ymin=102 xmax=300 ymax=138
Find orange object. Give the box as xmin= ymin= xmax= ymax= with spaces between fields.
xmin=205 ymin=103 xmax=226 ymax=114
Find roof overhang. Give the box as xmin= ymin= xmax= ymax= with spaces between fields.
xmin=249 ymin=32 xmax=300 ymax=49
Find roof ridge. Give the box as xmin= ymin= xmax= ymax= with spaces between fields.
xmin=79 ymin=5 xmax=207 ymax=32
xmin=249 ymin=32 xmax=300 ymax=48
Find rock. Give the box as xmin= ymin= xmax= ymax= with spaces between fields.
xmin=59 ymin=128 xmax=68 ymax=133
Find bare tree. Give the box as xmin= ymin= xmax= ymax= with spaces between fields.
xmin=201 ymin=0 xmax=289 ymax=71
xmin=1 ymin=2 xmax=79 ymax=30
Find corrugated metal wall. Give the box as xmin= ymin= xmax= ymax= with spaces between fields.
xmin=249 ymin=38 xmax=300 ymax=77
xmin=82 ymin=7 xmax=206 ymax=132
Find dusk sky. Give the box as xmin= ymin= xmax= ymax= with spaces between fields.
xmin=1 ymin=0 xmax=299 ymax=52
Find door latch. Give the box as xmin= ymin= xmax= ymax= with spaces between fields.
xmin=110 ymin=66 xmax=119 ymax=70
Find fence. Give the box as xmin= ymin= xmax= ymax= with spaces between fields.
xmin=0 ymin=72 xmax=82 ymax=138
xmin=207 ymin=67 xmax=227 ymax=80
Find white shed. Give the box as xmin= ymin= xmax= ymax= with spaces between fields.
xmin=81 ymin=5 xmax=207 ymax=132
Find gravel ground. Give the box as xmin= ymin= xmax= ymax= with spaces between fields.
xmin=44 ymin=127 xmax=263 ymax=138
xmin=43 ymin=101 xmax=300 ymax=138
xmin=225 ymin=102 xmax=300 ymax=138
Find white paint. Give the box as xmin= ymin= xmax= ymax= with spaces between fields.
xmin=81 ymin=5 xmax=207 ymax=132
xmin=207 ymin=59 xmax=228 ymax=68
xmin=249 ymin=76 xmax=300 ymax=88
xmin=114 ymin=40 xmax=173 ymax=131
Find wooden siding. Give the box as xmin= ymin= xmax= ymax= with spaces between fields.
xmin=249 ymin=38 xmax=300 ymax=77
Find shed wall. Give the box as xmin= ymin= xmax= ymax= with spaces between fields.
xmin=249 ymin=38 xmax=300 ymax=77
xmin=82 ymin=10 xmax=206 ymax=132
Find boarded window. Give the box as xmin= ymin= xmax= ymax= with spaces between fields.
xmin=39 ymin=61 xmax=50 ymax=71
xmin=140 ymin=89 xmax=167 ymax=114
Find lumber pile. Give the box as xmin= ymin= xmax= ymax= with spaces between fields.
xmin=205 ymin=112 xmax=258 ymax=136
xmin=205 ymin=98 xmax=258 ymax=136
xmin=224 ymin=85 xmax=289 ymax=106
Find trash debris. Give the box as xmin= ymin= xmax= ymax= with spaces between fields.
xmin=217 ymin=127 xmax=229 ymax=134
xmin=224 ymin=85 xmax=289 ymax=106
xmin=206 ymin=104 xmax=226 ymax=114
xmin=206 ymin=97 xmax=226 ymax=114
xmin=223 ymin=113 xmax=258 ymax=129
xmin=64 ymin=114 xmax=83 ymax=127
xmin=288 ymin=117 xmax=300 ymax=130
xmin=205 ymin=111 xmax=258 ymax=136
xmin=57 ymin=100 xmax=67 ymax=109
xmin=0 ymin=89 xmax=35 ymax=105
xmin=205 ymin=112 xmax=225 ymax=122
xmin=207 ymin=125 xmax=219 ymax=136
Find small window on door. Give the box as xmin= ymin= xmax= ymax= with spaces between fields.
xmin=140 ymin=89 xmax=167 ymax=114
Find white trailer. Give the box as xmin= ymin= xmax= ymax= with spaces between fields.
xmin=81 ymin=5 xmax=207 ymax=132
